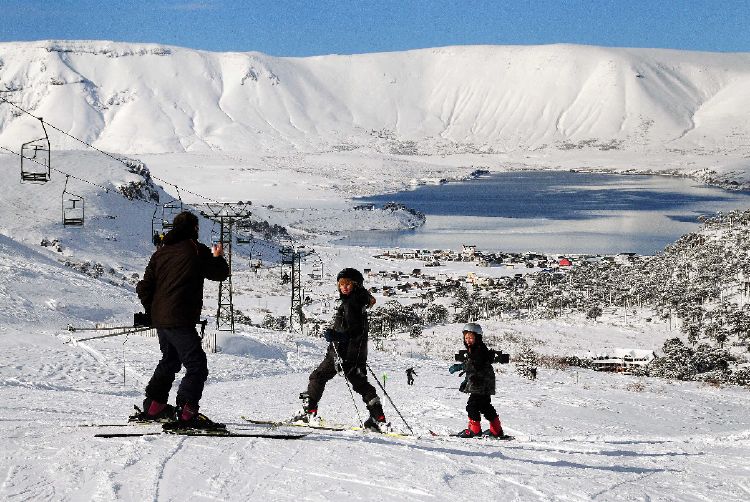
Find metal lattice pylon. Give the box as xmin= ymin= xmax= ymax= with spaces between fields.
xmin=200 ymin=202 xmax=252 ymax=332
xmin=283 ymin=244 xmax=315 ymax=333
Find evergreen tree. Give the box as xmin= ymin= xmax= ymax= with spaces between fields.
xmin=423 ymin=303 xmax=449 ymax=325
xmin=514 ymin=344 xmax=538 ymax=380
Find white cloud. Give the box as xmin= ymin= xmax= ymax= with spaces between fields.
xmin=166 ymin=2 xmax=218 ymax=11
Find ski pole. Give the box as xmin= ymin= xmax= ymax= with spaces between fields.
xmin=366 ymin=363 xmax=414 ymax=435
xmin=66 ymin=326 xmax=153 ymax=343
xmin=330 ymin=341 xmax=364 ymax=428
xmin=67 ymin=324 xmax=141 ymax=332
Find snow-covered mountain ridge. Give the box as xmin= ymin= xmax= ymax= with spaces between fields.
xmin=1 ymin=40 xmax=749 ymax=157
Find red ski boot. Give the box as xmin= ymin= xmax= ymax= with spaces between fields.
xmin=455 ymin=418 xmax=482 ymax=438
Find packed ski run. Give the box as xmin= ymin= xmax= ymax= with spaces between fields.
xmin=2 ymin=190 xmax=749 ymax=499
xmin=1 ymin=40 xmax=750 ymax=501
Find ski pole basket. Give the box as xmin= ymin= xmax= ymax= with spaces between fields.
xmin=62 ymin=176 xmax=84 ymax=226
xmin=20 ymin=118 xmax=51 ymax=183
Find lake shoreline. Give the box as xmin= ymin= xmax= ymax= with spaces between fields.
xmin=339 ymin=170 xmax=750 ymax=255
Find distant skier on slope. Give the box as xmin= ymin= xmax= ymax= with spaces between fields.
xmin=135 ymin=211 xmax=229 ymax=430
xmin=406 ymin=367 xmax=417 ymax=385
xmin=449 ymin=323 xmax=506 ymax=438
xmin=294 ymin=268 xmax=389 ymax=432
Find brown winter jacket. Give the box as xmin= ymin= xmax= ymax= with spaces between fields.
xmin=137 ymin=228 xmax=229 ymax=328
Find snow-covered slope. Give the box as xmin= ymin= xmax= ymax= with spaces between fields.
xmin=1 ymin=149 xmax=749 ymax=500
xmin=2 ymin=41 xmax=750 ymax=500
xmin=1 ymin=40 xmax=749 ymax=155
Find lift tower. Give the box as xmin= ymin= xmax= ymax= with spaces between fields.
xmin=281 ymin=244 xmax=315 ymax=333
xmin=200 ymin=202 xmax=252 ymax=332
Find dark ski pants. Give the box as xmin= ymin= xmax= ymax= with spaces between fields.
xmin=466 ymin=393 xmax=498 ymax=422
xmin=306 ymin=345 xmax=377 ymax=409
xmin=145 ymin=326 xmax=208 ymax=407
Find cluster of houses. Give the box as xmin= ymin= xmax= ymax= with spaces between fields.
xmin=361 ymin=246 xmax=641 ymax=299
xmin=589 ymin=349 xmax=657 ymax=374
xmin=375 ymin=245 xmax=637 ymax=270
xmin=362 ymin=268 xmax=452 ymax=297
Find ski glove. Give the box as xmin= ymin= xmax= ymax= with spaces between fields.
xmin=449 ymin=363 xmax=465 ymax=374
xmin=324 ymin=328 xmax=348 ymax=343
xmin=133 ymin=311 xmax=151 ymax=327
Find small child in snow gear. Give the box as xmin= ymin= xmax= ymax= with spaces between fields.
xmin=449 ymin=323 xmax=505 ymax=438
xmin=406 ymin=367 xmax=417 ymax=385
xmin=295 ymin=268 xmax=388 ymax=432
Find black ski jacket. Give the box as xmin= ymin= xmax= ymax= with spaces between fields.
xmin=331 ymin=286 xmax=373 ymax=367
xmin=461 ymin=335 xmax=496 ymax=395
xmin=137 ymin=226 xmax=229 ymax=328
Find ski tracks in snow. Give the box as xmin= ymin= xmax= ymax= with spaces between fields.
xmin=151 ymin=436 xmax=187 ymax=502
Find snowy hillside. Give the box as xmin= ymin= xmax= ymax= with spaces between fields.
xmin=0 ymin=149 xmax=749 ymax=500
xmin=1 ymin=40 xmax=750 ymax=158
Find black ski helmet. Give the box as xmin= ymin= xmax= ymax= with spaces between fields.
xmin=336 ymin=267 xmax=364 ymax=284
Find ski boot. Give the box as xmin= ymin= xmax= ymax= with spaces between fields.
xmin=483 ymin=416 xmax=513 ymax=440
xmin=291 ymin=392 xmax=318 ymax=424
xmin=486 ymin=416 xmax=504 ymax=437
xmin=363 ymin=397 xmax=389 ymax=433
xmin=163 ymin=403 xmax=226 ymax=431
xmin=455 ymin=419 xmax=482 ymax=438
xmin=129 ymin=399 xmax=176 ymax=423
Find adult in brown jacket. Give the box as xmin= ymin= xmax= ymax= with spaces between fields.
xmin=136 ymin=211 xmax=229 ymax=429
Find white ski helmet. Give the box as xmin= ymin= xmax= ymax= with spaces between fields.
xmin=462 ymin=323 xmax=483 ymax=335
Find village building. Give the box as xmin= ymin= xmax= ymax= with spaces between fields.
xmin=462 ymin=244 xmax=477 ymax=259
xmin=590 ymin=349 xmax=657 ymax=373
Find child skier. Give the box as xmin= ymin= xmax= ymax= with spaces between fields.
xmin=449 ymin=322 xmax=505 ymax=438
xmin=294 ymin=268 xmax=388 ymax=432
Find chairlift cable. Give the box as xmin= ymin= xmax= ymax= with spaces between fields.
xmin=2 ymin=144 xmax=207 ymax=211
xmin=0 ymin=96 xmax=220 ymax=204
xmin=1 ymin=145 xmax=110 ymax=193
xmin=3 ymin=121 xmax=283 ymax=251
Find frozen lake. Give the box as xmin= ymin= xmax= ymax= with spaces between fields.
xmin=340 ymin=171 xmax=750 ymax=254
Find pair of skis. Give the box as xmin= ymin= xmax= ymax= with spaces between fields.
xmin=92 ymin=418 xmax=306 ymax=439
xmin=93 ymin=405 xmax=307 ymax=439
xmin=242 ymin=417 xmax=410 ymax=438
xmin=94 ymin=429 xmax=305 ymax=439
xmin=243 ymin=417 xmax=514 ymax=441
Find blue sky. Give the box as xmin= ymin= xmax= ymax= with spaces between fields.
xmin=0 ymin=1 xmax=748 ymax=56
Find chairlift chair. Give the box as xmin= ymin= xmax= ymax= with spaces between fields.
xmin=210 ymin=225 xmax=221 ymax=246
xmin=160 ymin=199 xmax=183 ymax=232
xmin=310 ymin=257 xmax=323 ymax=281
xmin=150 ymin=197 xmax=183 ymax=243
xmin=235 ymin=220 xmax=253 ymax=244
xmin=20 ymin=119 xmax=51 ymax=183
xmin=62 ymin=176 xmax=84 ymax=226
xmin=279 ymin=245 xmax=294 ymax=264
